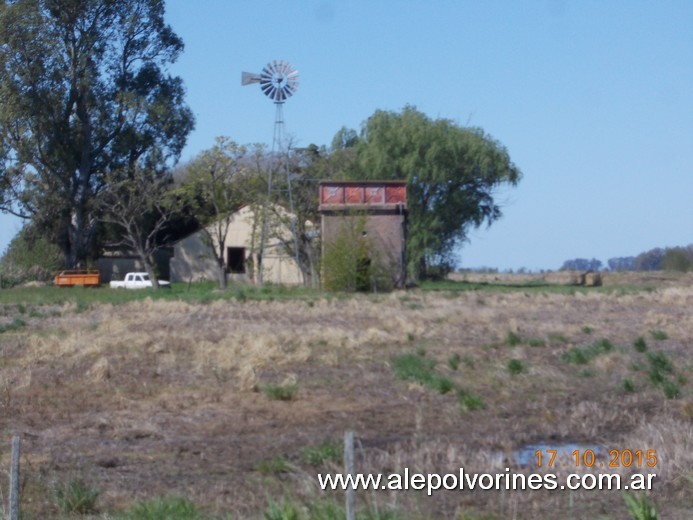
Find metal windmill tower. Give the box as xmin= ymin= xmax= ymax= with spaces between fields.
xmin=242 ymin=60 xmax=301 ymax=286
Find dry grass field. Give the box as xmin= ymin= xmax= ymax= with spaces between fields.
xmin=1 ymin=273 xmax=692 ymax=519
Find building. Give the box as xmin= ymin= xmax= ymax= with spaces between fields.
xmin=169 ymin=204 xmax=305 ymax=285
xmin=319 ymin=180 xmax=407 ymax=289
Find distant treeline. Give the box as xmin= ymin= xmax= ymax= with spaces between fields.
xmin=560 ymin=245 xmax=693 ymax=273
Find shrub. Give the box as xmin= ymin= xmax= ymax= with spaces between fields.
xmin=0 ymin=226 xmax=63 ymax=287
xmin=322 ymin=214 xmax=394 ymax=292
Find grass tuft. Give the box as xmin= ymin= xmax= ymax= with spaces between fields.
xmin=562 ymin=339 xmax=614 ymax=365
xmin=633 ymin=336 xmax=648 ymax=353
xmin=507 ymin=359 xmax=526 ymax=375
xmin=506 ymin=331 xmax=522 ymax=346
xmin=457 ymin=388 xmax=486 ymax=412
xmin=54 ymin=478 xmax=99 ymax=515
xmin=119 ymin=496 xmax=206 ymax=519
xmin=262 ymin=384 xmax=298 ymax=401
xmin=649 ymin=329 xmax=668 ymax=341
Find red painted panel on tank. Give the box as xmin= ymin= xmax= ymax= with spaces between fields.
xmin=321 ymin=186 xmax=343 ymax=204
xmin=345 ymin=186 xmax=364 ymax=203
xmin=385 ymin=185 xmax=407 ymax=204
xmin=365 ymin=187 xmax=385 ymax=204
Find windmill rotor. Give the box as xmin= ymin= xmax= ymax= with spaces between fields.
xmin=243 ymin=60 xmax=299 ymax=103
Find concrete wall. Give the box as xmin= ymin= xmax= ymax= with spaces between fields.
xmin=170 ymin=205 xmax=304 ymax=285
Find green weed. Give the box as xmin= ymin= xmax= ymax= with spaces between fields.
xmin=257 ymin=456 xmax=292 ymax=475
xmin=649 ymin=330 xmax=668 ymax=341
xmin=392 ymin=353 xmax=435 ymax=384
xmin=447 ymin=353 xmax=461 ymax=370
xmin=430 ymin=376 xmax=455 ymax=394
xmin=622 ymin=379 xmax=636 ymax=392
xmin=301 ymin=441 xmax=341 ymax=466
xmin=54 ymin=478 xmax=99 ymax=515
xmin=457 ymin=389 xmax=486 ymax=412
xmin=633 ymin=337 xmax=648 ymax=353
xmin=262 ymin=384 xmax=298 ymax=401
xmin=562 ymin=339 xmax=614 ymax=365
xmin=506 ymin=331 xmax=522 ymax=346
xmin=0 ymin=317 xmax=26 ymax=334
xmin=646 ymin=352 xmax=673 ymax=374
xmin=507 ymin=359 xmax=525 ymax=375
xmin=622 ymin=492 xmax=659 ymax=520
xmin=661 ymin=380 xmax=681 ymax=399
xmin=119 ymin=496 xmax=207 ymax=519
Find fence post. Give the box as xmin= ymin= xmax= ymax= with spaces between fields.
xmin=344 ymin=430 xmax=355 ymax=520
xmin=9 ymin=435 xmax=20 ymax=520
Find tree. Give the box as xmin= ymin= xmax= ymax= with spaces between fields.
xmin=607 ymin=256 xmax=636 ymax=272
xmin=0 ymin=0 xmax=194 ymax=268
xmin=99 ymin=168 xmax=177 ymax=288
xmin=336 ymin=106 xmax=521 ymax=279
xmin=0 ymin=224 xmax=63 ymax=287
xmin=635 ymin=248 xmax=665 ymax=271
xmin=559 ymin=258 xmax=602 ymax=272
xmin=177 ymin=138 xmax=261 ymax=289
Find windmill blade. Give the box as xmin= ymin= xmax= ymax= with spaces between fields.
xmin=241 ymin=72 xmax=261 ymax=85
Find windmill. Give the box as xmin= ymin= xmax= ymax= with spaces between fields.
xmin=242 ymin=60 xmax=301 ymax=287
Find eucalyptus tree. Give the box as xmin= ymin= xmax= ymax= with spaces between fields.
xmin=0 ymin=0 xmax=194 ymax=267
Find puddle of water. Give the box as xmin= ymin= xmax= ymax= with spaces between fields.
xmin=514 ymin=442 xmax=602 ymax=467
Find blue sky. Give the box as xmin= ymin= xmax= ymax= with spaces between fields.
xmin=1 ymin=0 xmax=691 ymax=271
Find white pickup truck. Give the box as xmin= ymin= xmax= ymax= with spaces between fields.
xmin=109 ymin=272 xmax=171 ymax=289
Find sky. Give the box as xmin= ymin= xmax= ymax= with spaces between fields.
xmin=1 ymin=0 xmax=691 ymax=271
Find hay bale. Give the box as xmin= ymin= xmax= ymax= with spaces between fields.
xmin=585 ymin=272 xmax=603 ymax=287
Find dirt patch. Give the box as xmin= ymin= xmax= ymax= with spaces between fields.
xmin=1 ymin=282 xmax=691 ymax=518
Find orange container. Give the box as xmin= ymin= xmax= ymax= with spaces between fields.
xmin=54 ymin=270 xmax=101 ymax=287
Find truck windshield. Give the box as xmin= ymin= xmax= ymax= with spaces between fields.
xmin=142 ymin=274 xmax=150 ymax=281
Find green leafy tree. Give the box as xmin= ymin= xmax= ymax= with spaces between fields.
xmin=0 ymin=225 xmax=63 ymax=286
xmin=0 ymin=0 xmax=194 ymax=268
xmin=176 ymin=138 xmax=262 ymax=289
xmin=337 ymin=106 xmax=521 ymax=279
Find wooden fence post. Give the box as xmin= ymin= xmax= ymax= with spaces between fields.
xmin=9 ymin=435 xmax=20 ymax=520
xmin=344 ymin=430 xmax=355 ymax=520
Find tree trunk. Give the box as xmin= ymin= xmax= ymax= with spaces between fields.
xmin=217 ymin=264 xmax=228 ymax=290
